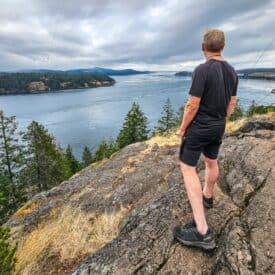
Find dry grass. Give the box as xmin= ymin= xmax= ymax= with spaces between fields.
xmin=146 ymin=130 xmax=179 ymax=147
xmin=14 ymin=204 xmax=129 ymax=274
xmin=225 ymin=112 xmax=275 ymax=133
xmin=225 ymin=118 xmax=246 ymax=133
xmin=14 ymin=200 xmax=41 ymax=217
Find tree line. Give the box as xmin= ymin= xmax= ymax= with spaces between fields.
xmin=0 ymin=98 xmax=274 ymax=273
xmin=0 ymin=72 xmax=115 ymax=94
xmin=0 ymin=98 xmax=181 ymax=225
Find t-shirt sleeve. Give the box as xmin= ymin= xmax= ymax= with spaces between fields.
xmin=188 ymin=65 xmax=207 ymax=98
xmin=232 ymin=74 xmax=239 ymax=96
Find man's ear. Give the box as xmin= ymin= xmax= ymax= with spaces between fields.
xmin=202 ymin=42 xmax=206 ymax=52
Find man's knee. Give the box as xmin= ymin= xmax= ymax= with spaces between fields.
xmin=180 ymin=161 xmax=196 ymax=175
xmin=203 ymin=155 xmax=218 ymax=168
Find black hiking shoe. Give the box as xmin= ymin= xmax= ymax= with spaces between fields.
xmin=203 ymin=194 xmax=213 ymax=209
xmin=174 ymin=223 xmax=216 ymax=250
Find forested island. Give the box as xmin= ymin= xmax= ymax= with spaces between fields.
xmin=0 ymin=72 xmax=115 ymax=95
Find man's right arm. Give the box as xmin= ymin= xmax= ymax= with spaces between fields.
xmin=226 ymin=96 xmax=237 ymax=119
xmin=226 ymin=73 xmax=238 ymax=120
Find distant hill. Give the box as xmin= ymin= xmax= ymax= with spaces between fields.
xmin=175 ymin=71 xmax=192 ymax=77
xmin=0 ymin=72 xmax=115 ymax=95
xmin=175 ymin=68 xmax=275 ymax=80
xmin=20 ymin=67 xmax=153 ymax=76
xmin=237 ymin=68 xmax=275 ymax=80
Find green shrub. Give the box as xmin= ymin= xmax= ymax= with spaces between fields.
xmin=0 ymin=226 xmax=17 ymax=275
xmin=229 ymin=100 xmax=245 ymax=121
xmin=247 ymin=101 xmax=275 ymax=116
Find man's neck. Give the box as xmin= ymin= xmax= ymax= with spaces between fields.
xmin=205 ymin=51 xmax=224 ymax=61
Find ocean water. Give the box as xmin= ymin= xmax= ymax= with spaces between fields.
xmin=0 ymin=72 xmax=274 ymax=158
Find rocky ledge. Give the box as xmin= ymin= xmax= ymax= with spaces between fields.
xmin=6 ymin=115 xmax=275 ymax=274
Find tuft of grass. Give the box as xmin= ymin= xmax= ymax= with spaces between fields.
xmin=13 ymin=204 xmax=129 ymax=274
xmin=225 ymin=118 xmax=246 ymax=133
xmin=225 ymin=111 xmax=275 ymax=133
xmin=146 ymin=130 xmax=179 ymax=147
xmin=14 ymin=201 xmax=41 ymax=217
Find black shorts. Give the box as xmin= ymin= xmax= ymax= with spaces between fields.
xmin=179 ymin=120 xmax=226 ymax=167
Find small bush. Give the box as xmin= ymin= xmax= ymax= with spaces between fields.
xmin=0 ymin=225 xmax=17 ymax=275
xmin=229 ymin=100 xmax=245 ymax=121
xmin=247 ymin=101 xmax=275 ymax=116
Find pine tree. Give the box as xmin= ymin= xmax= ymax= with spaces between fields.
xmin=93 ymin=138 xmax=118 ymax=162
xmin=65 ymin=145 xmax=81 ymax=175
xmin=0 ymin=225 xmax=17 ymax=274
xmin=154 ymin=98 xmax=177 ymax=135
xmin=0 ymin=174 xmax=11 ymax=223
xmin=0 ymin=111 xmax=25 ymax=210
xmin=116 ymin=102 xmax=149 ymax=149
xmin=21 ymin=121 xmax=70 ymax=193
xmin=229 ymin=100 xmax=245 ymax=121
xmin=82 ymin=146 xmax=93 ymax=167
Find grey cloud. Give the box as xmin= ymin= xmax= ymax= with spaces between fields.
xmin=0 ymin=0 xmax=274 ymax=71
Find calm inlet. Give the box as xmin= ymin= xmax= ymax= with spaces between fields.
xmin=1 ymin=72 xmax=274 ymax=158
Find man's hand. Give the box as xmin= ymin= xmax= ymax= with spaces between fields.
xmin=226 ymin=96 xmax=237 ymax=120
xmin=178 ymin=96 xmax=201 ymax=139
xmin=177 ymin=126 xmax=186 ymax=139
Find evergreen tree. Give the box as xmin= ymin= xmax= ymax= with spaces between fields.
xmin=0 ymin=111 xmax=25 ymax=210
xmin=0 ymin=174 xmax=11 ymax=223
xmin=0 ymin=225 xmax=17 ymax=275
xmin=229 ymin=100 xmax=245 ymax=121
xmin=82 ymin=146 xmax=93 ymax=167
xmin=21 ymin=121 xmax=70 ymax=194
xmin=65 ymin=145 xmax=81 ymax=175
xmin=116 ymin=102 xmax=149 ymax=149
xmin=93 ymin=138 xmax=117 ymax=162
xmin=154 ymin=98 xmax=177 ymax=135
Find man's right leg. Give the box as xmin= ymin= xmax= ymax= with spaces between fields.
xmin=202 ymin=155 xmax=219 ymax=199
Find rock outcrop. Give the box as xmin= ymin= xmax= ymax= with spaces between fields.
xmin=6 ymin=115 xmax=275 ymax=274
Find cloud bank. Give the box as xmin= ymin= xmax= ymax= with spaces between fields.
xmin=0 ymin=0 xmax=275 ymax=71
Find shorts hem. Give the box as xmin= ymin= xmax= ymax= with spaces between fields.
xmin=179 ymin=156 xmax=198 ymax=167
xmin=202 ymin=152 xmax=218 ymax=160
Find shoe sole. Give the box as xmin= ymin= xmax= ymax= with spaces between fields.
xmin=175 ymin=235 xmax=216 ymax=250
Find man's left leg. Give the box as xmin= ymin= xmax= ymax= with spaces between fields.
xmin=180 ymin=162 xmax=208 ymax=234
xmin=176 ymin=137 xmax=216 ymax=250
xmin=174 ymin=160 xmax=216 ymax=250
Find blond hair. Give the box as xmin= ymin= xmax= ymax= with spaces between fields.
xmin=203 ymin=29 xmax=225 ymax=52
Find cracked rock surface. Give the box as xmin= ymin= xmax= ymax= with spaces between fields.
xmin=6 ymin=116 xmax=275 ymax=275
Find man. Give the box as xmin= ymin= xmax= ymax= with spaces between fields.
xmin=174 ymin=29 xmax=238 ymax=250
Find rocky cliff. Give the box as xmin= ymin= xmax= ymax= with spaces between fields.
xmin=6 ymin=115 xmax=275 ymax=275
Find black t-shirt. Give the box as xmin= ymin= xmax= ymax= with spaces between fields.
xmin=189 ymin=59 xmax=238 ymax=125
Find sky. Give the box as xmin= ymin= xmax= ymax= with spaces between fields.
xmin=0 ymin=0 xmax=275 ymax=71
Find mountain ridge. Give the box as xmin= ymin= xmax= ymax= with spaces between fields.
xmin=15 ymin=67 xmax=153 ymax=76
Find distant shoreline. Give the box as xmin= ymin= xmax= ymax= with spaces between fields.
xmin=175 ymin=68 xmax=275 ymax=81
xmin=0 ymin=83 xmax=115 ymax=96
